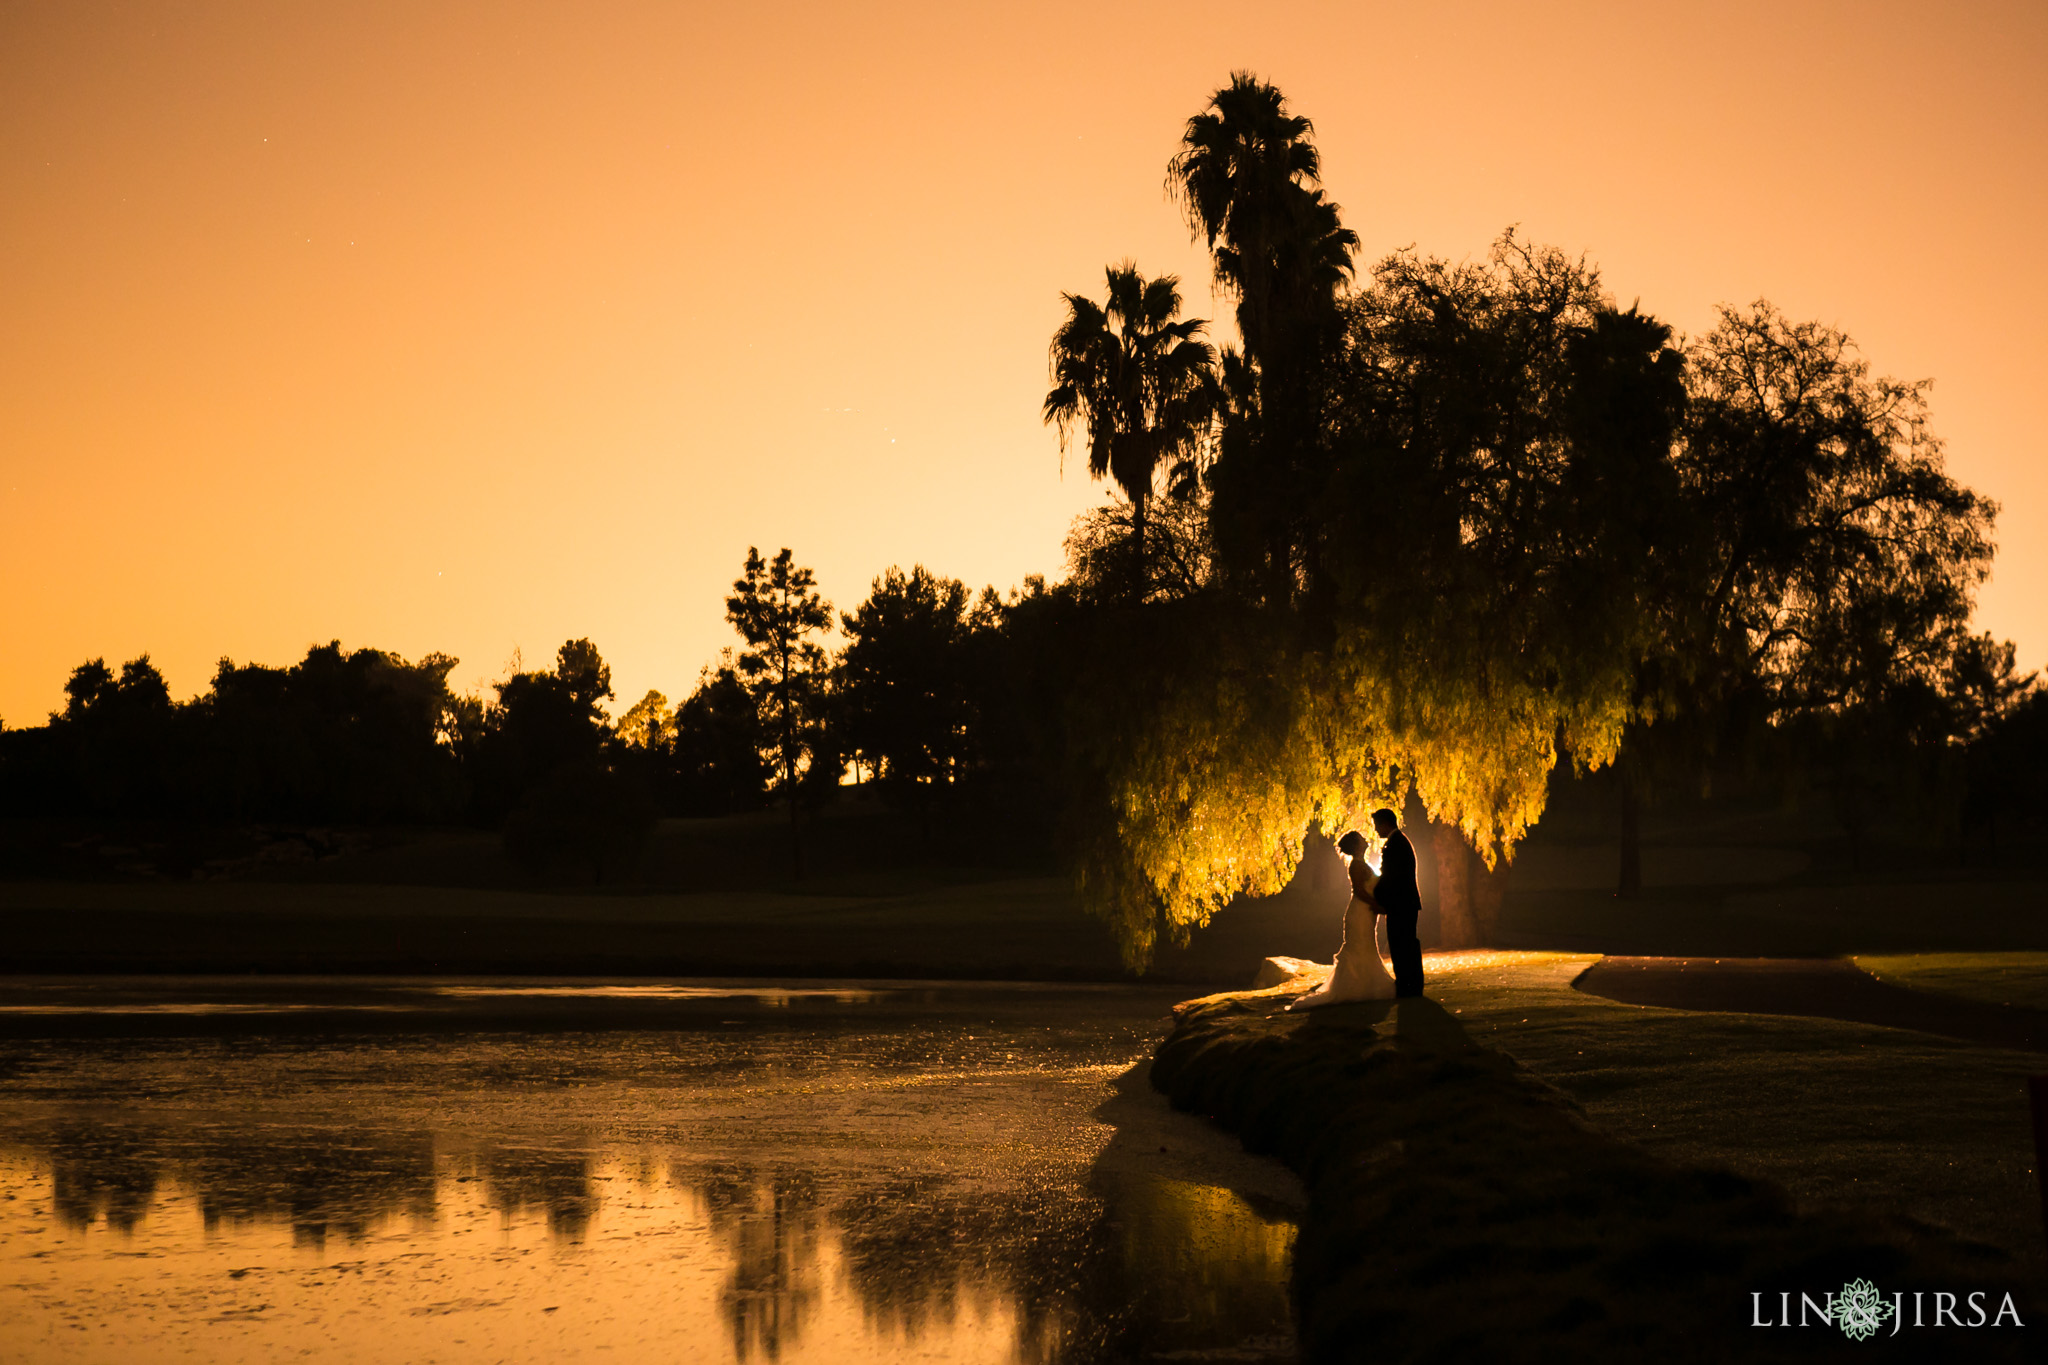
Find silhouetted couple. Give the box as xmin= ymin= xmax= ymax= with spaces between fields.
xmin=1286 ymin=808 xmax=1425 ymax=1008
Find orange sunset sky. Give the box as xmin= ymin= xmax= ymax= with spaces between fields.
xmin=3 ymin=1 xmax=2044 ymax=724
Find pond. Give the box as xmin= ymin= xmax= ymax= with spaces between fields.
xmin=0 ymin=979 xmax=1300 ymax=1363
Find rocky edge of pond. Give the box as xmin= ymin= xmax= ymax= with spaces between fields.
xmin=1151 ymin=985 xmax=2035 ymax=1364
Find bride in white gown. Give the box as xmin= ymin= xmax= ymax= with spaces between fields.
xmin=1286 ymin=829 xmax=1398 ymax=1008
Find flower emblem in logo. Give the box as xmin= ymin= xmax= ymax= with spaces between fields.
xmin=1834 ymin=1279 xmax=1893 ymax=1341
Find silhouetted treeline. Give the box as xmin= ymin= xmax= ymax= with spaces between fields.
xmin=0 ymin=567 xmax=1094 ymax=880
xmin=0 ymin=543 xmax=2040 ymax=890
xmin=1 ymin=645 xmax=463 ymax=825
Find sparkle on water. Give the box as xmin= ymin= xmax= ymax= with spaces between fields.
xmin=0 ymin=979 xmax=1299 ymax=1364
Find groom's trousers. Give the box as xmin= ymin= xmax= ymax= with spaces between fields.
xmin=1384 ymin=911 xmax=1424 ymax=996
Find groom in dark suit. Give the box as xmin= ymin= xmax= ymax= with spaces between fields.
xmin=1372 ymin=808 xmax=1425 ymax=997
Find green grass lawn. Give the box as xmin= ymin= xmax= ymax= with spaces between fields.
xmin=1485 ymin=789 xmax=2047 ymax=959
xmin=1856 ymin=953 xmax=2048 ymax=1012
xmin=1493 ymin=866 xmax=2048 ymax=957
xmin=4 ymin=796 xmax=2041 ymax=980
xmin=1420 ymin=951 xmax=2047 ymax=1285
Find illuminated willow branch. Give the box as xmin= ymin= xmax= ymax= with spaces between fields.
xmin=1064 ymin=597 xmax=1635 ymax=967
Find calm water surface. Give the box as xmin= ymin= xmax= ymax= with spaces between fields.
xmin=0 ymin=979 xmax=1300 ymax=1363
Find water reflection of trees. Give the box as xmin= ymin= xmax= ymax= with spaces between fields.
xmin=696 ymin=1164 xmax=825 ymax=1362
xmin=459 ymin=1143 xmax=596 ymax=1239
xmin=23 ymin=1126 xmax=612 ymax=1247
xmin=45 ymin=1126 xmax=158 ymax=1233
xmin=815 ymin=1149 xmax=1297 ymax=1362
xmin=11 ymin=1127 xmax=1294 ymax=1362
xmin=36 ymin=1124 xmax=440 ymax=1248
xmin=836 ymin=1172 xmax=1107 ymax=1364
xmin=690 ymin=1163 xmax=1240 ymax=1365
xmin=689 ymin=1164 xmax=1081 ymax=1364
xmin=1091 ymin=1170 xmax=1295 ymax=1355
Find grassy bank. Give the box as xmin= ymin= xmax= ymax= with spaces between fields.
xmin=1153 ymin=958 xmax=2036 ymax=1362
xmin=1482 ymin=783 xmax=2047 ymax=958
xmin=1437 ymin=954 xmax=2046 ymax=1286
xmin=0 ymin=869 xmax=1360 ymax=982
xmin=0 ymin=807 xmax=1358 ymax=980
xmin=2 ymin=790 xmax=2041 ymax=978
xmin=1856 ymin=953 xmax=2048 ymax=1011
xmin=0 ymin=875 xmax=1141 ymax=978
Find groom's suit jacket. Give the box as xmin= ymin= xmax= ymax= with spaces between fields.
xmin=1377 ymin=831 xmax=1423 ymax=916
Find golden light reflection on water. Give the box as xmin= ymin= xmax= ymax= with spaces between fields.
xmin=0 ymin=1078 xmax=1297 ymax=1362
xmin=1115 ymin=1176 xmax=1295 ymax=1307
xmin=431 ymin=986 xmax=888 ymax=1003
xmin=0 ymin=1148 xmax=1055 ymax=1363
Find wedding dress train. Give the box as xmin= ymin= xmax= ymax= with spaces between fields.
xmin=1287 ymin=872 xmax=1398 ymax=1009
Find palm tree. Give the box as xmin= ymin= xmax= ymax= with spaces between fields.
xmin=1043 ymin=265 xmax=1217 ymax=600
xmin=1167 ymin=72 xmax=1356 ymax=369
xmin=1167 ymin=74 xmax=1357 ymax=603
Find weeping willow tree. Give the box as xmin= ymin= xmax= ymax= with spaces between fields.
xmin=1046 ymin=75 xmax=1700 ymax=967
xmin=1057 ymin=74 xmax=2004 ymax=967
xmin=1057 ymin=228 xmax=1685 ymax=966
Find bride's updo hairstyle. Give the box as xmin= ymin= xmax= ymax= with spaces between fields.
xmin=1336 ymin=830 xmax=1367 ymax=858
